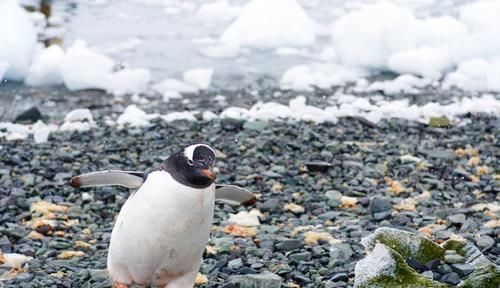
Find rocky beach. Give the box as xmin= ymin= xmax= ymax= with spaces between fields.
xmin=0 ymin=86 xmax=499 ymax=287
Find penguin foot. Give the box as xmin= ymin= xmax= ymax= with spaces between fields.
xmin=113 ymin=283 xmax=128 ymax=288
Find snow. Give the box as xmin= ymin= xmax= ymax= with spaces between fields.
xmin=183 ymin=68 xmax=213 ymax=90
xmin=220 ymin=0 xmax=316 ymax=50
xmin=25 ymin=45 xmax=64 ymax=86
xmin=354 ymin=244 xmax=396 ymax=286
xmin=0 ymin=0 xmax=37 ymax=81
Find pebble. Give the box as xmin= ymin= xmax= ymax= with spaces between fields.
xmin=275 ymin=239 xmax=303 ymax=251
xmin=444 ymin=254 xmax=466 ymax=264
xmin=228 ymin=272 xmax=281 ymax=288
xmin=475 ymin=235 xmax=495 ymax=250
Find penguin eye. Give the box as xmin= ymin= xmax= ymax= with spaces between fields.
xmin=187 ymin=159 xmax=194 ymax=166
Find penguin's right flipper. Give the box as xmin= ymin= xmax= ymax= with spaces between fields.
xmin=69 ymin=170 xmax=145 ymax=189
xmin=215 ymin=185 xmax=256 ymax=207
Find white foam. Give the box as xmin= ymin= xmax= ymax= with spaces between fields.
xmin=0 ymin=0 xmax=37 ymax=81
xmin=161 ymin=111 xmax=197 ymax=122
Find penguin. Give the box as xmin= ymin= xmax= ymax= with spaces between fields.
xmin=69 ymin=144 xmax=256 ymax=288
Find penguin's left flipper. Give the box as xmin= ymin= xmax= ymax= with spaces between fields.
xmin=215 ymin=185 xmax=257 ymax=207
xmin=69 ymin=170 xmax=145 ymax=189
xmin=70 ymin=171 xmax=256 ymax=206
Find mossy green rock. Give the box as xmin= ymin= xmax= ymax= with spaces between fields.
xmin=354 ymin=228 xmax=500 ymax=288
xmin=429 ymin=116 xmax=451 ymax=127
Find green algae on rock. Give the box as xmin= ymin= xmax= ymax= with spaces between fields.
xmin=354 ymin=228 xmax=500 ymax=288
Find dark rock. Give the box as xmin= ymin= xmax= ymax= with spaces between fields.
xmin=14 ymin=106 xmax=42 ymax=123
xmin=440 ymin=272 xmax=461 ymax=285
xmin=275 ymin=239 xmax=303 ymax=251
xmin=451 ymin=263 xmax=474 ymax=277
xmin=406 ymin=258 xmax=424 ymax=272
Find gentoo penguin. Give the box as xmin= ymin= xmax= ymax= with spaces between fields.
xmin=69 ymin=144 xmax=256 ymax=288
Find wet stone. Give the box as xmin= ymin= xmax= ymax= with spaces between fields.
xmin=444 ymin=253 xmax=465 ymax=264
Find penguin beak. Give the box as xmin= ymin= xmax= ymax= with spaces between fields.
xmin=201 ymin=168 xmax=216 ymax=181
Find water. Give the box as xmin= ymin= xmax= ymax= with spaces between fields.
xmin=42 ymin=0 xmax=471 ymax=87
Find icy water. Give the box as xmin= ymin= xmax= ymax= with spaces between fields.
xmin=44 ymin=0 xmax=472 ymax=85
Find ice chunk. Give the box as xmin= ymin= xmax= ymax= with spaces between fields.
xmin=202 ymin=111 xmax=218 ymax=121
xmin=183 ymin=68 xmax=213 ymax=90
xmin=332 ymin=1 xmax=417 ymax=69
xmin=61 ymin=40 xmax=150 ymax=96
xmin=227 ymin=209 xmax=261 ymax=227
xmin=116 ymin=105 xmax=158 ymax=127
xmin=220 ymin=0 xmax=316 ymax=49
xmin=161 ymin=111 xmax=197 ymax=122
xmin=60 ymin=40 xmax=115 ymax=91
xmin=459 ymin=0 xmax=500 ymax=32
xmin=367 ymin=74 xmax=432 ymax=95
xmin=280 ymin=64 xmax=363 ymax=91
xmin=105 ymin=68 xmax=151 ymax=96
xmin=25 ymin=45 xmax=65 ymax=87
xmin=196 ymin=0 xmax=241 ymax=23
xmin=443 ymin=58 xmax=500 ymax=91
xmin=153 ymin=78 xmax=199 ymax=95
xmin=64 ymin=109 xmax=94 ymax=123
xmin=388 ymin=47 xmax=451 ymax=79
xmin=0 ymin=0 xmax=37 ymax=81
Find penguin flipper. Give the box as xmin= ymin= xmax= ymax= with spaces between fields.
xmin=69 ymin=170 xmax=145 ymax=189
xmin=215 ymin=185 xmax=256 ymax=207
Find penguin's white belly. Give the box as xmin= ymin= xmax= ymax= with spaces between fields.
xmin=107 ymin=171 xmax=215 ymax=287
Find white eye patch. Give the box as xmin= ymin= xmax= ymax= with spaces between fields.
xmin=183 ymin=144 xmax=215 ymax=161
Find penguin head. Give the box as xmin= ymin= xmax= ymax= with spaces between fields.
xmin=164 ymin=144 xmax=217 ymax=188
